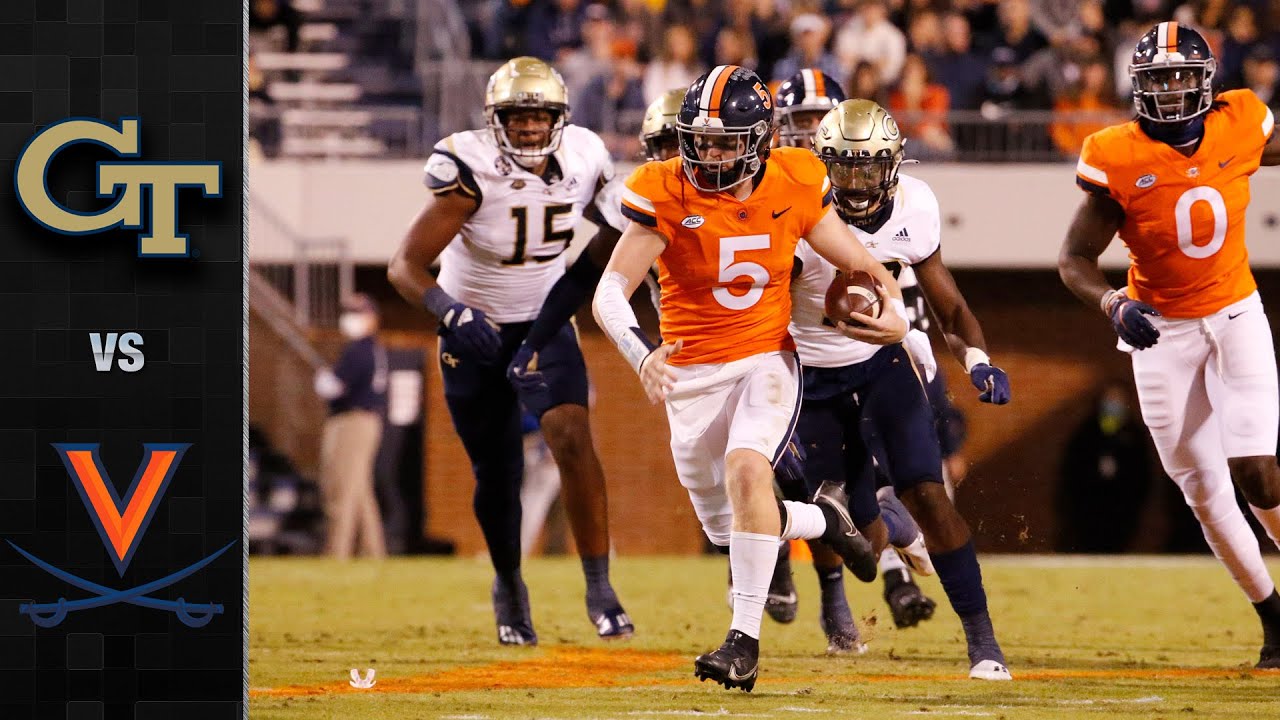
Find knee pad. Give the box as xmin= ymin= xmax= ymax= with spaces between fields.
xmin=1173 ymin=468 xmax=1236 ymax=522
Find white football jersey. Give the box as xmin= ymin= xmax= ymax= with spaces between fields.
xmin=790 ymin=173 xmax=942 ymax=369
xmin=425 ymin=125 xmax=614 ymax=323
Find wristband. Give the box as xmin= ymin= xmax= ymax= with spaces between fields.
xmin=964 ymin=347 xmax=991 ymax=373
xmin=1100 ymin=288 xmax=1122 ymax=315
xmin=423 ymin=286 xmax=457 ymax=319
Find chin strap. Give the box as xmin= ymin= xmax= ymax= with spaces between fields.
xmin=1139 ymin=114 xmax=1206 ymax=147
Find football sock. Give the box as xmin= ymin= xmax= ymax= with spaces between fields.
xmin=729 ymin=531 xmax=779 ymax=639
xmin=1179 ymin=474 xmax=1274 ymax=602
xmin=1254 ymin=590 xmax=1280 ymax=647
xmin=581 ymin=555 xmax=616 ymax=601
xmin=931 ymin=540 xmax=1005 ymax=666
xmin=815 ymin=562 xmax=848 ymax=610
xmin=877 ymin=488 xmax=921 ymax=548
xmin=780 ymin=500 xmax=827 ymax=540
xmin=1249 ymin=503 xmax=1280 ymax=552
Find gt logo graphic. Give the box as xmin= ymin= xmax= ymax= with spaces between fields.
xmin=15 ymin=118 xmax=222 ymax=257
xmin=441 ymin=352 xmax=460 ymax=368
xmin=8 ymin=443 xmax=233 ymax=628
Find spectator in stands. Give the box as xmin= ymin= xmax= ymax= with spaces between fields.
xmin=848 ymin=60 xmax=888 ymax=104
xmin=313 ymin=294 xmax=389 ymax=560
xmin=484 ymin=0 xmax=536 ymax=60
xmin=890 ymin=53 xmax=955 ymax=157
xmin=559 ymin=3 xmax=617 ymax=101
xmin=930 ymin=12 xmax=990 ymax=110
xmin=1220 ymin=5 xmax=1267 ymax=89
xmin=715 ymin=26 xmax=759 ymax=70
xmin=907 ymin=10 xmax=946 ymax=61
xmin=577 ymin=42 xmax=647 ymax=142
xmin=642 ymin=24 xmax=703 ymax=103
xmin=1056 ymin=381 xmax=1153 ymax=553
xmin=250 ymin=0 xmax=302 ymax=53
xmin=525 ymin=0 xmax=587 ymax=62
xmin=248 ymin=53 xmax=281 ymax=159
xmin=1110 ymin=19 xmax=1146 ymax=103
xmin=834 ymin=0 xmax=908 ymax=87
xmin=1031 ymin=0 xmax=1085 ymax=47
xmin=772 ymin=13 xmax=844 ymax=85
xmin=977 ymin=0 xmax=1047 ymax=62
xmin=1050 ymin=57 xmax=1123 ymax=156
xmin=980 ymin=45 xmax=1047 ymax=117
xmin=1244 ymin=45 xmax=1280 ymax=108
xmin=745 ymin=0 xmax=794 ymax=82
xmin=1023 ymin=32 xmax=1103 ymax=107
xmin=615 ymin=0 xmax=663 ymax=63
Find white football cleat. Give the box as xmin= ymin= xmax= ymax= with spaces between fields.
xmin=969 ymin=659 xmax=1012 ymax=681
xmin=894 ymin=532 xmax=935 ymax=576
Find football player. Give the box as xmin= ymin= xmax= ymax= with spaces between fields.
xmin=791 ymin=99 xmax=1014 ymax=680
xmin=388 ymin=57 xmax=632 ymax=646
xmin=1059 ymin=22 xmax=1280 ymax=668
xmin=776 ymin=70 xmax=941 ymax=637
xmin=593 ymin=65 xmax=904 ymax=691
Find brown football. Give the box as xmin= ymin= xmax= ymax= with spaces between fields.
xmin=824 ymin=270 xmax=881 ymax=324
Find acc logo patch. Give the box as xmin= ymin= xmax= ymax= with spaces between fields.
xmin=15 ymin=118 xmax=222 ymax=258
xmin=1135 ymin=173 xmax=1157 ymax=188
xmin=681 ymin=215 xmax=705 ymax=228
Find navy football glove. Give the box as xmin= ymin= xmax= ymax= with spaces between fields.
xmin=507 ymin=343 xmax=553 ymax=417
xmin=1106 ymin=293 xmax=1161 ymax=349
xmin=774 ymin=432 xmax=807 ymax=489
xmin=969 ymin=364 xmax=1011 ymax=405
xmin=441 ymin=303 xmax=501 ymax=364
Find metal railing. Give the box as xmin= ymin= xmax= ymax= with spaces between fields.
xmin=250 ymin=194 xmax=354 ymax=329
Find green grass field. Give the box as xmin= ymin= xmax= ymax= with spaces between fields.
xmin=250 ymin=555 xmax=1280 ymax=719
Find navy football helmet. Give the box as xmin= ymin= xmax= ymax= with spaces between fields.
xmin=1130 ymin=21 xmax=1216 ymax=124
xmin=775 ymin=69 xmax=847 ymax=148
xmin=677 ymin=65 xmax=775 ymax=192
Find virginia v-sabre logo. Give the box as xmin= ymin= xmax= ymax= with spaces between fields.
xmin=7 ymin=443 xmax=234 ymax=628
xmin=14 ymin=118 xmax=222 ymax=257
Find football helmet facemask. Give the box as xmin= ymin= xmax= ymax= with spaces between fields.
xmin=813 ymin=99 xmax=905 ymax=226
xmin=1130 ymin=21 xmax=1216 ymax=124
xmin=640 ymin=88 xmax=685 ymax=162
xmin=485 ymin=57 xmax=571 ymax=166
xmin=677 ymin=65 xmax=775 ymax=192
xmin=775 ymin=69 xmax=848 ymax=149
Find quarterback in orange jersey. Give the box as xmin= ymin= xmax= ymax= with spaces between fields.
xmin=1060 ymin=22 xmax=1280 ymax=669
xmin=593 ymin=65 xmax=909 ymax=691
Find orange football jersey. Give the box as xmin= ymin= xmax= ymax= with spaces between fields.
xmin=1076 ymin=89 xmax=1275 ymax=318
xmin=621 ymin=147 xmax=833 ymax=365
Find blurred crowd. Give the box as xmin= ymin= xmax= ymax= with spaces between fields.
xmin=463 ymin=0 xmax=1280 ymax=157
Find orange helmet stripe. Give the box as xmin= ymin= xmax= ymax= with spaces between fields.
xmin=707 ymin=64 xmax=740 ymax=119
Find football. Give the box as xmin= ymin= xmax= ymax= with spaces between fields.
xmin=824 ymin=270 xmax=882 ymax=324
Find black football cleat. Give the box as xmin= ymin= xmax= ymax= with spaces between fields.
xmin=766 ymin=542 xmax=798 ymax=624
xmin=813 ymin=481 xmax=878 ymax=582
xmin=492 ymin=574 xmax=537 ymax=646
xmin=589 ymin=604 xmax=634 ymax=640
xmin=1258 ymin=645 xmax=1280 ymax=669
xmin=694 ymin=630 xmax=760 ymax=692
xmin=882 ymin=567 xmax=937 ymax=629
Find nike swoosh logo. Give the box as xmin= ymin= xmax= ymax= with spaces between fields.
xmin=1219 ymin=156 xmax=1235 ymax=169
xmin=728 ymin=664 xmax=757 ymax=682
xmin=772 ymin=207 xmax=792 ymax=219
xmin=1229 ymin=311 xmax=1246 ymax=319
xmin=767 ymin=592 xmax=797 ymax=604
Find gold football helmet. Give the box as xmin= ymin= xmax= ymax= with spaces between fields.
xmin=813 ymin=99 xmax=905 ymax=225
xmin=639 ymin=88 xmax=685 ymax=161
xmin=484 ymin=57 xmax=570 ymax=165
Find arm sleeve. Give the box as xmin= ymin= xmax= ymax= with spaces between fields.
xmin=594 ymin=271 xmax=657 ymax=373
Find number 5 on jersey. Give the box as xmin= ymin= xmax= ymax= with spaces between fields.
xmin=713 ymin=234 xmax=771 ymax=310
